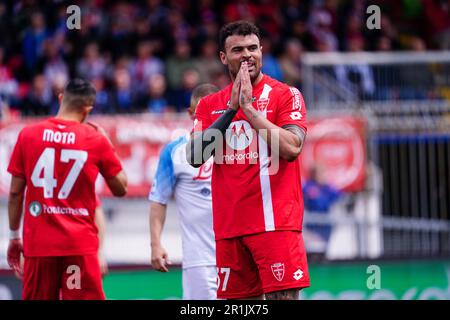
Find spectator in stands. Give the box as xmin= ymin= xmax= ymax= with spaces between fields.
xmin=308 ymin=2 xmax=339 ymax=51
xmin=167 ymin=8 xmax=191 ymax=44
xmin=376 ymin=36 xmax=392 ymax=51
xmin=279 ymin=38 xmax=303 ymax=89
xmin=280 ymin=0 xmax=314 ymax=52
xmin=20 ymin=74 xmax=52 ymax=116
xmin=423 ymin=0 xmax=450 ymax=50
xmin=255 ymin=0 xmax=283 ymax=38
xmin=398 ymin=37 xmax=434 ymax=100
xmin=146 ymin=0 xmax=171 ymax=28
xmin=373 ymin=36 xmax=398 ymax=100
xmin=0 ymin=0 xmax=446 ymax=116
xmin=22 ymin=11 xmax=50 ymax=74
xmin=91 ymin=76 xmax=113 ymax=114
xmin=129 ymin=40 xmax=165 ymax=95
xmin=261 ymin=37 xmax=283 ymax=81
xmin=110 ymin=67 xmax=139 ymax=113
xmin=76 ymin=43 xmax=107 ymax=81
xmin=170 ymin=68 xmax=201 ymax=112
xmin=42 ymin=40 xmax=69 ymax=91
xmin=166 ymin=40 xmax=197 ymax=91
xmin=223 ymin=0 xmax=258 ymax=24
xmin=138 ymin=73 xmax=170 ymax=114
xmin=196 ymin=1 xmax=220 ymax=43
xmin=335 ymin=36 xmax=375 ymax=100
xmin=303 ymin=165 xmax=342 ymax=258
xmin=195 ymin=38 xmax=225 ymax=84
xmin=0 ymin=46 xmax=18 ymax=108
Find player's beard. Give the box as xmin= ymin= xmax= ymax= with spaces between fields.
xmin=248 ymin=65 xmax=261 ymax=83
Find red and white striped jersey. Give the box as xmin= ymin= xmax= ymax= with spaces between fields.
xmin=193 ymin=74 xmax=307 ymax=240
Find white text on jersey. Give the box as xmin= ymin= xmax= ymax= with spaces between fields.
xmin=43 ymin=129 xmax=76 ymax=144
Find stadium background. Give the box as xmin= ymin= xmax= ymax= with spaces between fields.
xmin=1 ymin=0 xmax=450 ymax=299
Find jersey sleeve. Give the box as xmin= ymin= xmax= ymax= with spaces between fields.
xmin=7 ymin=129 xmax=26 ymax=179
xmin=148 ymin=143 xmax=176 ymax=205
xmin=192 ymin=96 xmax=212 ymax=134
xmin=97 ymin=135 xmax=123 ymax=179
xmin=275 ymin=86 xmax=307 ymax=132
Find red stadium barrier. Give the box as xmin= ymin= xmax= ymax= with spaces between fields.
xmin=300 ymin=117 xmax=367 ymax=192
xmin=0 ymin=114 xmax=193 ymax=197
xmin=1 ymin=115 xmax=367 ymax=197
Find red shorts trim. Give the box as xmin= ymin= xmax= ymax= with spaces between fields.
xmin=23 ymin=254 xmax=105 ymax=300
xmin=216 ymin=231 xmax=310 ymax=299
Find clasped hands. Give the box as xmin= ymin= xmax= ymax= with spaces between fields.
xmin=230 ymin=61 xmax=254 ymax=112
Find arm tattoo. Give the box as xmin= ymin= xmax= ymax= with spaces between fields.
xmin=265 ymin=289 xmax=299 ymax=300
xmin=282 ymin=124 xmax=306 ymax=143
xmin=248 ymin=108 xmax=259 ymax=120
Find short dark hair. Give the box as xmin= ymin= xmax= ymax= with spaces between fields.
xmin=189 ymin=83 xmax=219 ymax=112
xmin=219 ymin=20 xmax=261 ymax=52
xmin=62 ymin=78 xmax=96 ymax=110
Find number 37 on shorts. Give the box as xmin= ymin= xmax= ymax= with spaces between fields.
xmin=217 ymin=267 xmax=231 ymax=292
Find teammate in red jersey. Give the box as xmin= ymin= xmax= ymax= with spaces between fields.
xmin=6 ymin=78 xmax=127 ymax=300
xmin=187 ymin=21 xmax=310 ymax=300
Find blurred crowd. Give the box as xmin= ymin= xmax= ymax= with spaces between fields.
xmin=0 ymin=0 xmax=449 ymax=117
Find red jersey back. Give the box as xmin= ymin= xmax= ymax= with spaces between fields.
xmin=193 ymin=75 xmax=307 ymax=240
xmin=7 ymin=118 xmax=122 ymax=257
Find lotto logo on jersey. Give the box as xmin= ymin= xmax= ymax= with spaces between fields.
xmin=29 ymin=201 xmax=42 ymax=217
xmin=225 ymin=120 xmax=253 ymax=151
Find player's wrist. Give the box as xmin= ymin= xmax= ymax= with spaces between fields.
xmin=9 ymin=229 xmax=21 ymax=240
xmin=151 ymin=242 xmax=162 ymax=248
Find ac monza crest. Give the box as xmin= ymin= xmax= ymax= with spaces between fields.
xmin=271 ymin=262 xmax=285 ymax=282
xmin=257 ymin=98 xmax=270 ymax=112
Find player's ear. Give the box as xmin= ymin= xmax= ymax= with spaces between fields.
xmin=58 ymin=93 xmax=63 ymax=104
xmin=80 ymin=105 xmax=93 ymax=123
xmin=84 ymin=105 xmax=93 ymax=115
xmin=219 ymin=51 xmax=227 ymax=65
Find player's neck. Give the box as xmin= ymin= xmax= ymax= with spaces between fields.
xmin=251 ymin=72 xmax=264 ymax=86
xmin=55 ymin=111 xmax=84 ymax=123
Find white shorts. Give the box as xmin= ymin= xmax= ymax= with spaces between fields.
xmin=182 ymin=266 xmax=217 ymax=300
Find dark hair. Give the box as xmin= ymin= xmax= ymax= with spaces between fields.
xmin=190 ymin=83 xmax=219 ymax=112
xmin=62 ymin=78 xmax=96 ymax=110
xmin=219 ymin=20 xmax=261 ymax=52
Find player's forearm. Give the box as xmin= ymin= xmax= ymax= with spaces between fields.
xmin=8 ymin=193 xmax=24 ymax=231
xmin=242 ymin=107 xmax=304 ymax=161
xmin=186 ymin=132 xmax=213 ymax=168
xmin=8 ymin=176 xmax=26 ymax=232
xmin=94 ymin=207 xmax=106 ymax=250
xmin=149 ymin=202 xmax=167 ymax=247
xmin=186 ymin=108 xmax=237 ymax=167
xmin=105 ymin=170 xmax=128 ymax=197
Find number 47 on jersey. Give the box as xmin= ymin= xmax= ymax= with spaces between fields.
xmin=31 ymin=147 xmax=87 ymax=199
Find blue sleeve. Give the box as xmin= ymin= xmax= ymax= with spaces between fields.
xmin=148 ymin=143 xmax=176 ymax=204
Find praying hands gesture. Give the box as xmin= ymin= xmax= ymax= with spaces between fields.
xmin=238 ymin=61 xmax=254 ymax=111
